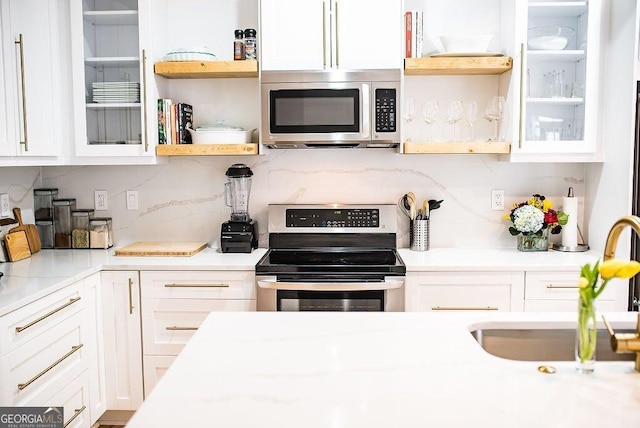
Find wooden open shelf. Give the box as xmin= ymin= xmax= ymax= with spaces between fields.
xmin=154 ymin=60 xmax=258 ymax=78
xmin=404 ymin=56 xmax=513 ymax=75
xmin=156 ymin=144 xmax=258 ymax=156
xmin=403 ymin=141 xmax=511 ymax=154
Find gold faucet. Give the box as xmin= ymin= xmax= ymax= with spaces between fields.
xmin=602 ymin=215 xmax=640 ymax=371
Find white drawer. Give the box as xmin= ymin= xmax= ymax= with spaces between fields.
xmin=525 ymin=270 xmax=617 ymax=300
xmin=412 ymin=284 xmax=512 ymax=311
xmin=2 ymin=311 xmax=87 ymax=406
xmin=0 ymin=282 xmax=84 ymax=356
xmin=141 ymin=298 xmax=256 ymax=355
xmin=46 ymin=371 xmax=91 ymax=428
xmin=140 ymin=271 xmax=256 ymax=300
xmin=525 ymin=299 xmax=619 ymax=312
xmin=143 ymin=355 xmax=176 ymax=398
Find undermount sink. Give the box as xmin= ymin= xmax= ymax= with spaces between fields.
xmin=471 ymin=326 xmax=636 ymax=362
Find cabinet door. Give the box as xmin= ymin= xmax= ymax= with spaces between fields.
xmin=48 ymin=371 xmax=91 ymax=428
xmin=334 ymin=0 xmax=402 ymax=70
xmin=142 ymin=355 xmax=175 ymax=397
xmin=0 ymin=0 xmax=64 ymax=158
xmin=260 ymin=0 xmax=326 ymax=71
xmin=83 ymin=273 xmax=107 ymax=424
xmin=100 ymin=271 xmax=143 ymax=411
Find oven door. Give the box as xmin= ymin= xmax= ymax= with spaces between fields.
xmin=261 ymin=81 xmax=370 ymax=146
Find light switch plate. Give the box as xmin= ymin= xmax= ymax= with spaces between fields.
xmin=126 ymin=191 xmax=139 ymax=210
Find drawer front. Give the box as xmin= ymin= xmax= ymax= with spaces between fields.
xmin=141 ymin=298 xmax=256 ymax=355
xmin=3 ymin=312 xmax=86 ymax=406
xmin=525 ymin=299 xmax=619 ymax=312
xmin=1 ymin=282 xmax=84 ymax=355
xmin=140 ymin=271 xmax=256 ymax=300
xmin=525 ymin=270 xmax=619 ymax=300
xmin=46 ymin=371 xmax=90 ymax=428
xmin=412 ymin=284 xmax=512 ymax=312
xmin=142 ymin=355 xmax=176 ymax=398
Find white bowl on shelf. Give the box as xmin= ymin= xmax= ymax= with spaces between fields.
xmin=186 ymin=126 xmax=255 ymax=144
xmin=439 ymin=35 xmax=493 ymax=53
xmin=527 ymin=26 xmax=575 ymax=50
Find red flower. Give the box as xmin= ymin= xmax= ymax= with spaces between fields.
xmin=544 ymin=210 xmax=558 ymax=225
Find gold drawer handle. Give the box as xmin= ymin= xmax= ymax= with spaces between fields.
xmin=63 ymin=405 xmax=86 ymax=428
xmin=432 ymin=306 xmax=499 ymax=311
xmin=18 ymin=344 xmax=83 ymax=391
xmin=15 ymin=297 xmax=82 ymax=333
xmin=166 ymin=326 xmax=198 ymax=331
xmin=546 ymin=284 xmax=579 ymax=289
xmin=164 ymin=283 xmax=230 ymax=288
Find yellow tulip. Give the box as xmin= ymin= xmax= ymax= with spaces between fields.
xmin=599 ymin=259 xmax=640 ymax=279
xmin=578 ymin=277 xmax=590 ymax=289
xmin=612 ymin=260 xmax=640 ymax=279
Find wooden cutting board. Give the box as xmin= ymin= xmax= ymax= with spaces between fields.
xmin=114 ymin=241 xmax=208 ymax=257
xmin=10 ymin=207 xmax=41 ymax=254
xmin=5 ymin=230 xmax=31 ymax=261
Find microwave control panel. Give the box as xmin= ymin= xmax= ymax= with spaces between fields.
xmin=374 ymin=89 xmax=396 ymax=133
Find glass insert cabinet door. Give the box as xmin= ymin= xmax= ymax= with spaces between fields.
xmin=69 ymin=0 xmax=157 ymax=159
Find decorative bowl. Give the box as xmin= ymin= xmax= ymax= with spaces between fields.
xmin=438 ymin=35 xmax=493 ymax=53
xmin=527 ymin=26 xmax=575 ymax=50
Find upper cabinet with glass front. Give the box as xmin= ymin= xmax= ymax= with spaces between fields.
xmin=69 ymin=0 xmax=161 ymax=164
xmin=505 ymin=0 xmax=604 ymax=162
xmin=260 ymin=0 xmax=403 ymax=71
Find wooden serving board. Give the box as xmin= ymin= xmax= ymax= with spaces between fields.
xmin=5 ymin=230 xmax=31 ymax=261
xmin=114 ymin=241 xmax=208 ymax=257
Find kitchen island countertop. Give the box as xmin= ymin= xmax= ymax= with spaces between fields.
xmin=126 ymin=310 xmax=640 ymax=428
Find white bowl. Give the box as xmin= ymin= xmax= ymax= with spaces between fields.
xmin=439 ymin=35 xmax=493 ymax=53
xmin=186 ymin=127 xmax=256 ymax=144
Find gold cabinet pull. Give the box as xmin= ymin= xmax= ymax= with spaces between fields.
xmin=128 ymin=278 xmax=134 ymax=315
xmin=334 ymin=1 xmax=339 ymax=68
xmin=63 ymin=405 xmax=86 ymax=428
xmin=141 ymin=48 xmax=149 ymax=152
xmin=166 ymin=326 xmax=198 ymax=331
xmin=15 ymin=297 xmax=82 ymax=333
xmin=546 ymin=284 xmax=579 ymax=289
xmin=18 ymin=344 xmax=83 ymax=391
xmin=14 ymin=33 xmax=28 ymax=151
xmin=431 ymin=306 xmax=499 ymax=311
xmin=164 ymin=283 xmax=230 ymax=288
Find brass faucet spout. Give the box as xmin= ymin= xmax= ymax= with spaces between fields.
xmin=603 ymin=216 xmax=640 ymax=261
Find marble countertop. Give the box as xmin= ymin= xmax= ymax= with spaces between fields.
xmin=126 ymin=311 xmax=640 ymax=428
xmin=0 ymin=247 xmax=601 ymax=316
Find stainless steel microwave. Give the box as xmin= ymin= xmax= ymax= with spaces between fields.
xmin=260 ymin=70 xmax=401 ymax=148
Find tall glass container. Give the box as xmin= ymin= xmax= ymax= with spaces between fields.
xmin=71 ymin=209 xmax=95 ymax=249
xmin=34 ymin=188 xmax=58 ymax=220
xmin=53 ymin=199 xmax=77 ymax=248
xmin=89 ymin=217 xmax=113 ymax=249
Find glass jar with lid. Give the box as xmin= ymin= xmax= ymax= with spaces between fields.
xmin=34 ymin=188 xmax=58 ymax=220
xmin=36 ymin=220 xmax=54 ymax=249
xmin=89 ymin=217 xmax=113 ymax=249
xmin=52 ymin=198 xmax=76 ymax=248
xmin=71 ymin=209 xmax=95 ymax=249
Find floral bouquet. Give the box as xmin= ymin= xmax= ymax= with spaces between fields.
xmin=503 ymin=194 xmax=568 ymax=251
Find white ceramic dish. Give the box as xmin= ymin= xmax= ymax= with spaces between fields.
xmin=186 ymin=127 xmax=256 ymax=144
xmin=430 ymin=52 xmax=503 ymax=58
xmin=162 ymin=47 xmax=216 ymax=62
xmin=439 ymin=35 xmax=493 ymax=53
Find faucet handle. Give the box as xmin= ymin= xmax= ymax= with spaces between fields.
xmin=601 ymin=315 xmax=640 ymax=354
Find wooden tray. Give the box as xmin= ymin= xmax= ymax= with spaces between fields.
xmin=114 ymin=241 xmax=207 ymax=257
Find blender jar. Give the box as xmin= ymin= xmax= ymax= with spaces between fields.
xmin=224 ymin=164 xmax=253 ymax=222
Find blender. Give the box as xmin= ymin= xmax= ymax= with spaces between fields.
xmin=220 ymin=164 xmax=258 ymax=253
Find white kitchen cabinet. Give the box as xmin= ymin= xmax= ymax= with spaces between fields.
xmin=505 ymin=0 xmax=605 ymax=162
xmin=259 ymin=0 xmax=402 ymax=71
xmin=83 ymin=273 xmax=107 ymax=425
xmin=140 ymin=270 xmax=256 ymax=396
xmin=100 ymin=271 xmax=144 ymax=410
xmin=524 ymin=270 xmax=627 ymax=312
xmin=405 ymin=271 xmax=525 ymax=312
xmin=0 ymin=0 xmax=69 ymax=164
xmin=69 ymin=0 xmax=162 ymax=164
xmin=49 ymin=371 xmax=91 ymax=428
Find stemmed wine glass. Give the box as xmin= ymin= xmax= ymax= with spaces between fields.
xmin=404 ymin=97 xmax=416 ymax=122
xmin=422 ymin=101 xmax=439 ymax=141
xmin=445 ymin=101 xmax=463 ymax=141
xmin=464 ymin=101 xmax=478 ymax=141
xmin=484 ymin=96 xmax=506 ymax=141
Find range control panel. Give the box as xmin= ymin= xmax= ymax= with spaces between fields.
xmin=286 ymin=208 xmax=379 ymax=228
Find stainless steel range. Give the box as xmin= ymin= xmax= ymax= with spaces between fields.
xmin=255 ymin=204 xmax=406 ymax=311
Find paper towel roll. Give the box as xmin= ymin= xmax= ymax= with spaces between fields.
xmin=562 ymin=196 xmax=578 ymax=248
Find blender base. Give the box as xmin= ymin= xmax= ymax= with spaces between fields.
xmin=221 ymin=220 xmax=258 ymax=253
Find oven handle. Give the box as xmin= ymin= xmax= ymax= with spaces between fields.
xmin=256 ymin=276 xmax=404 ymax=291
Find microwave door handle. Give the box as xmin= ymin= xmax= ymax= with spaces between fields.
xmin=361 ymin=84 xmax=370 ymax=138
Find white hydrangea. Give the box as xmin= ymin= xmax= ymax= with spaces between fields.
xmin=512 ymin=204 xmax=544 ymax=233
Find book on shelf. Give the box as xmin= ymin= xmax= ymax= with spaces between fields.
xmin=157 ymin=99 xmax=194 ymax=144
xmin=176 ymin=103 xmax=194 ymax=144
xmin=157 ymin=98 xmax=171 ymax=144
xmin=405 ymin=10 xmax=424 ymax=58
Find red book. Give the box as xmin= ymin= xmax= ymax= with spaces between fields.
xmin=405 ymin=11 xmax=412 ymax=58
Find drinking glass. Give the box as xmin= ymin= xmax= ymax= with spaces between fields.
xmin=484 ymin=96 xmax=506 ymax=141
xmin=445 ymin=101 xmax=463 ymax=141
xmin=403 ymin=97 xmax=416 ymax=122
xmin=464 ymin=101 xmax=478 ymax=141
xmin=422 ymin=101 xmax=440 ymax=141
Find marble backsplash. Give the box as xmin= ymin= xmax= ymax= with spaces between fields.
xmin=0 ymin=151 xmax=584 ymax=250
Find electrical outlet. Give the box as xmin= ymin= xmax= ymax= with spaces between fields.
xmin=126 ymin=190 xmax=139 ymax=210
xmin=94 ymin=190 xmax=108 ymax=211
xmin=491 ymin=189 xmax=505 ymax=211
xmin=0 ymin=193 xmax=10 ymax=217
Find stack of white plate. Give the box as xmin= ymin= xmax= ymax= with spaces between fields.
xmin=92 ymin=82 xmax=140 ymax=103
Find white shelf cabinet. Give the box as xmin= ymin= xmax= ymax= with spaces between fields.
xmin=505 ymin=0 xmax=605 ymax=162
xmin=69 ymin=0 xmax=161 ymax=163
xmin=0 ymin=0 xmax=69 ymax=164
xmin=260 ymin=0 xmax=402 ymax=71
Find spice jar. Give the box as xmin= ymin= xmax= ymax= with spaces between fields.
xmin=89 ymin=217 xmax=113 ymax=249
xmin=244 ymin=28 xmax=257 ymax=60
xmin=71 ymin=209 xmax=95 ymax=249
xmin=34 ymin=188 xmax=58 ymax=220
xmin=234 ymin=29 xmax=245 ymax=60
xmin=52 ymin=198 xmax=76 ymax=248
xmin=36 ymin=220 xmax=54 ymax=249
